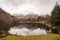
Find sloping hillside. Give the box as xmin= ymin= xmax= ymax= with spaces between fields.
xmin=0 ymin=8 xmax=16 ymax=31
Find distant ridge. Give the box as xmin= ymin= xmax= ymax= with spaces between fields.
xmin=13 ymin=12 xmax=39 ymax=16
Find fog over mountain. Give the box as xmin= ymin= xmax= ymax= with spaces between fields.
xmin=0 ymin=0 xmax=60 ymax=16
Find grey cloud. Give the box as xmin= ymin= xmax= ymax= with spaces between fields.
xmin=0 ymin=0 xmax=59 ymax=15
xmin=0 ymin=0 xmax=58 ymax=6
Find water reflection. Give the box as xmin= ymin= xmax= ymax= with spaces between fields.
xmin=8 ymin=27 xmax=50 ymax=36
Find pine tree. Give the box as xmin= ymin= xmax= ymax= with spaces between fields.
xmin=51 ymin=2 xmax=60 ymax=26
xmin=51 ymin=2 xmax=60 ymax=34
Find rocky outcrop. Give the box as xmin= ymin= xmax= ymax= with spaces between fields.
xmin=0 ymin=8 xmax=17 ymax=31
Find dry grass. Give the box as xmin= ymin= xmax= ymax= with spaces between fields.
xmin=0 ymin=34 xmax=60 ymax=40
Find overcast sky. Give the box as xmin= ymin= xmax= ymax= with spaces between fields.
xmin=0 ymin=0 xmax=59 ymax=16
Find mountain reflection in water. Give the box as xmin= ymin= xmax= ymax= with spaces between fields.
xmin=8 ymin=25 xmax=51 ymax=36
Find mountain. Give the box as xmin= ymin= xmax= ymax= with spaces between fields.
xmin=14 ymin=12 xmax=39 ymax=20
xmin=0 ymin=8 xmax=16 ymax=31
xmin=25 ymin=13 xmax=38 ymax=18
